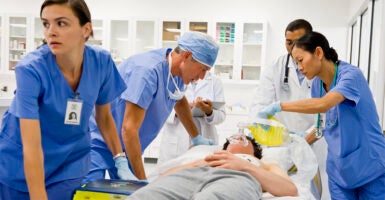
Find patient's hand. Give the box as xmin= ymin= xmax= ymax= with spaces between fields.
xmin=204 ymin=150 xmax=253 ymax=171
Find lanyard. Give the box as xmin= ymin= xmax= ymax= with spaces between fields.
xmin=283 ymin=54 xmax=290 ymax=84
xmin=314 ymin=63 xmax=338 ymax=138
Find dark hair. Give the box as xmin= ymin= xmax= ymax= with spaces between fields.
xmin=285 ymin=19 xmax=313 ymax=35
xmin=69 ymin=112 xmax=77 ymax=120
xmin=222 ymin=136 xmax=263 ymax=159
xmin=294 ymin=31 xmax=339 ymax=63
xmin=40 ymin=0 xmax=93 ymax=39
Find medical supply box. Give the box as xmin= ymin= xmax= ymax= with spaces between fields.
xmin=73 ymin=179 xmax=147 ymax=200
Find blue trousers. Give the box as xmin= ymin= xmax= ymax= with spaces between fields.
xmin=83 ymin=168 xmax=119 ymax=184
xmin=329 ymin=173 xmax=385 ymax=200
xmin=0 ymin=178 xmax=82 ymax=200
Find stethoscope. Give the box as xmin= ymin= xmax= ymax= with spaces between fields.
xmin=314 ymin=62 xmax=338 ymax=138
xmin=283 ymin=54 xmax=290 ymax=86
xmin=282 ymin=54 xmax=310 ymax=90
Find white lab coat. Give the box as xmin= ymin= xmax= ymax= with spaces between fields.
xmin=158 ymin=73 xmax=226 ymax=165
xmin=249 ymin=54 xmax=315 ymax=132
xmin=250 ymin=54 xmax=330 ymax=200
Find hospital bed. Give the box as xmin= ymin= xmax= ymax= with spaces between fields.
xmin=149 ymin=134 xmax=321 ymax=200
xmin=73 ymin=134 xmax=320 ymax=200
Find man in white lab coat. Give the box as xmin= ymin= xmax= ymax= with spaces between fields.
xmin=249 ymin=19 xmax=329 ymax=200
xmin=158 ymin=72 xmax=226 ymax=165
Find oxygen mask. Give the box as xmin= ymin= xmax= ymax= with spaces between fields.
xmin=237 ymin=117 xmax=289 ymax=146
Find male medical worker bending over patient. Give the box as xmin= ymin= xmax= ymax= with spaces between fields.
xmin=84 ymin=31 xmax=220 ymax=182
xmin=127 ymin=135 xmax=298 ymax=199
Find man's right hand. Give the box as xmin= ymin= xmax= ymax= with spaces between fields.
xmin=191 ymin=135 xmax=216 ymax=145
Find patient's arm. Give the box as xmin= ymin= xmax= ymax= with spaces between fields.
xmin=160 ymin=159 xmax=207 ymax=176
xmin=205 ymin=150 xmax=298 ymax=197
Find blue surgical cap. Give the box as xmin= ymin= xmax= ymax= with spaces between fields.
xmin=178 ymin=31 xmax=219 ymax=68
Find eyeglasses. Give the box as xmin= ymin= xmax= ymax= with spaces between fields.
xmin=227 ymin=135 xmax=249 ymax=146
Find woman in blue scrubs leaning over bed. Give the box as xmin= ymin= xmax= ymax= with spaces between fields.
xmin=258 ymin=31 xmax=385 ymax=199
xmin=0 ymin=0 xmax=126 ymax=200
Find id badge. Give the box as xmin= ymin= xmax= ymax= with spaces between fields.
xmin=64 ymin=98 xmax=83 ymax=125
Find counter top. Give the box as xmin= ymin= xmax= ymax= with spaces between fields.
xmin=0 ymin=97 xmax=12 ymax=107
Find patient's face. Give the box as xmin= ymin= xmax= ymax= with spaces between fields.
xmin=226 ymin=138 xmax=255 ymax=155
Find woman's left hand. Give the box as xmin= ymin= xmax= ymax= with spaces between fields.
xmin=194 ymin=97 xmax=213 ymax=116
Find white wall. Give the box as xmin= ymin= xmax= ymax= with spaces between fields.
xmin=0 ymin=0 xmax=350 ymax=65
xmin=0 ymin=0 xmax=352 ymax=119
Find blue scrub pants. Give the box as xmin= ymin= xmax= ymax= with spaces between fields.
xmin=83 ymin=167 xmax=119 ymax=184
xmin=329 ymin=173 xmax=385 ymax=200
xmin=0 ymin=178 xmax=82 ymax=200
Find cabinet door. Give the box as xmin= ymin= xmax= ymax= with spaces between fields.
xmin=189 ymin=21 xmax=208 ymax=33
xmin=241 ymin=23 xmax=264 ymax=80
xmin=134 ymin=20 xmax=157 ymax=54
xmin=214 ymin=22 xmax=235 ymax=80
xmin=33 ymin=17 xmax=44 ymax=50
xmin=161 ymin=20 xmax=181 ymax=49
xmin=0 ymin=15 xmax=3 ymax=72
xmin=87 ymin=19 xmax=104 ymax=48
xmin=110 ymin=20 xmax=129 ymax=65
xmin=7 ymin=16 xmax=29 ymax=71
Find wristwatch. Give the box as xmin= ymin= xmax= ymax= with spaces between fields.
xmin=113 ymin=152 xmax=126 ymax=160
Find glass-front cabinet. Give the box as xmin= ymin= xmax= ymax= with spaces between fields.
xmin=214 ymin=22 xmax=235 ymax=80
xmin=8 ymin=16 xmax=28 ymax=71
xmin=109 ymin=20 xmax=129 ymax=65
xmin=0 ymin=16 xmax=3 ymax=71
xmin=0 ymin=16 xmax=266 ymax=81
xmin=189 ymin=21 xmax=208 ymax=33
xmin=134 ymin=20 xmax=156 ymax=54
xmin=161 ymin=21 xmax=181 ymax=49
xmin=87 ymin=19 xmax=104 ymax=48
xmin=241 ymin=23 xmax=264 ymax=80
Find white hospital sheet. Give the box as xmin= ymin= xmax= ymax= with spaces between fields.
xmin=149 ymin=134 xmax=319 ymax=199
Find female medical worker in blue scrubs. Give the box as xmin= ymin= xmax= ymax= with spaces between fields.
xmin=85 ymin=32 xmax=219 ymax=182
xmin=0 ymin=0 xmax=126 ymax=200
xmin=258 ymin=31 xmax=385 ymax=199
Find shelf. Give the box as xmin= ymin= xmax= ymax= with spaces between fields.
xmin=243 ymin=42 xmax=262 ymax=46
xmin=9 ymin=36 xmax=26 ymax=38
xmin=9 ymin=49 xmax=26 ymax=51
xmin=162 ymin=40 xmax=177 ymax=43
xmin=0 ymin=97 xmax=13 ymax=107
xmin=115 ymin=37 xmax=129 ymax=42
xmin=218 ymin=42 xmax=234 ymax=45
xmin=93 ymin=27 xmax=103 ymax=31
xmin=242 ymin=64 xmax=260 ymax=67
xmin=10 ymin=24 xmax=26 ymax=28
xmin=215 ymin=62 xmax=233 ymax=66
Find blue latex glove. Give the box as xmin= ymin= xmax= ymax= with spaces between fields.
xmin=114 ymin=156 xmax=138 ymax=180
xmin=257 ymin=101 xmax=282 ymax=119
xmin=191 ymin=135 xmax=216 ymax=145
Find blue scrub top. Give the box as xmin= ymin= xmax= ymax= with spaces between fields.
xmin=89 ymin=48 xmax=184 ymax=169
xmin=0 ymin=45 xmax=126 ymax=192
xmin=311 ymin=61 xmax=385 ymax=188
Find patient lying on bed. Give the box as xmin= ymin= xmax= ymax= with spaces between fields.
xmin=127 ymin=135 xmax=298 ymax=200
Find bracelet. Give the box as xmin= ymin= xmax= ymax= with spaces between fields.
xmin=113 ymin=152 xmax=126 ymax=160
